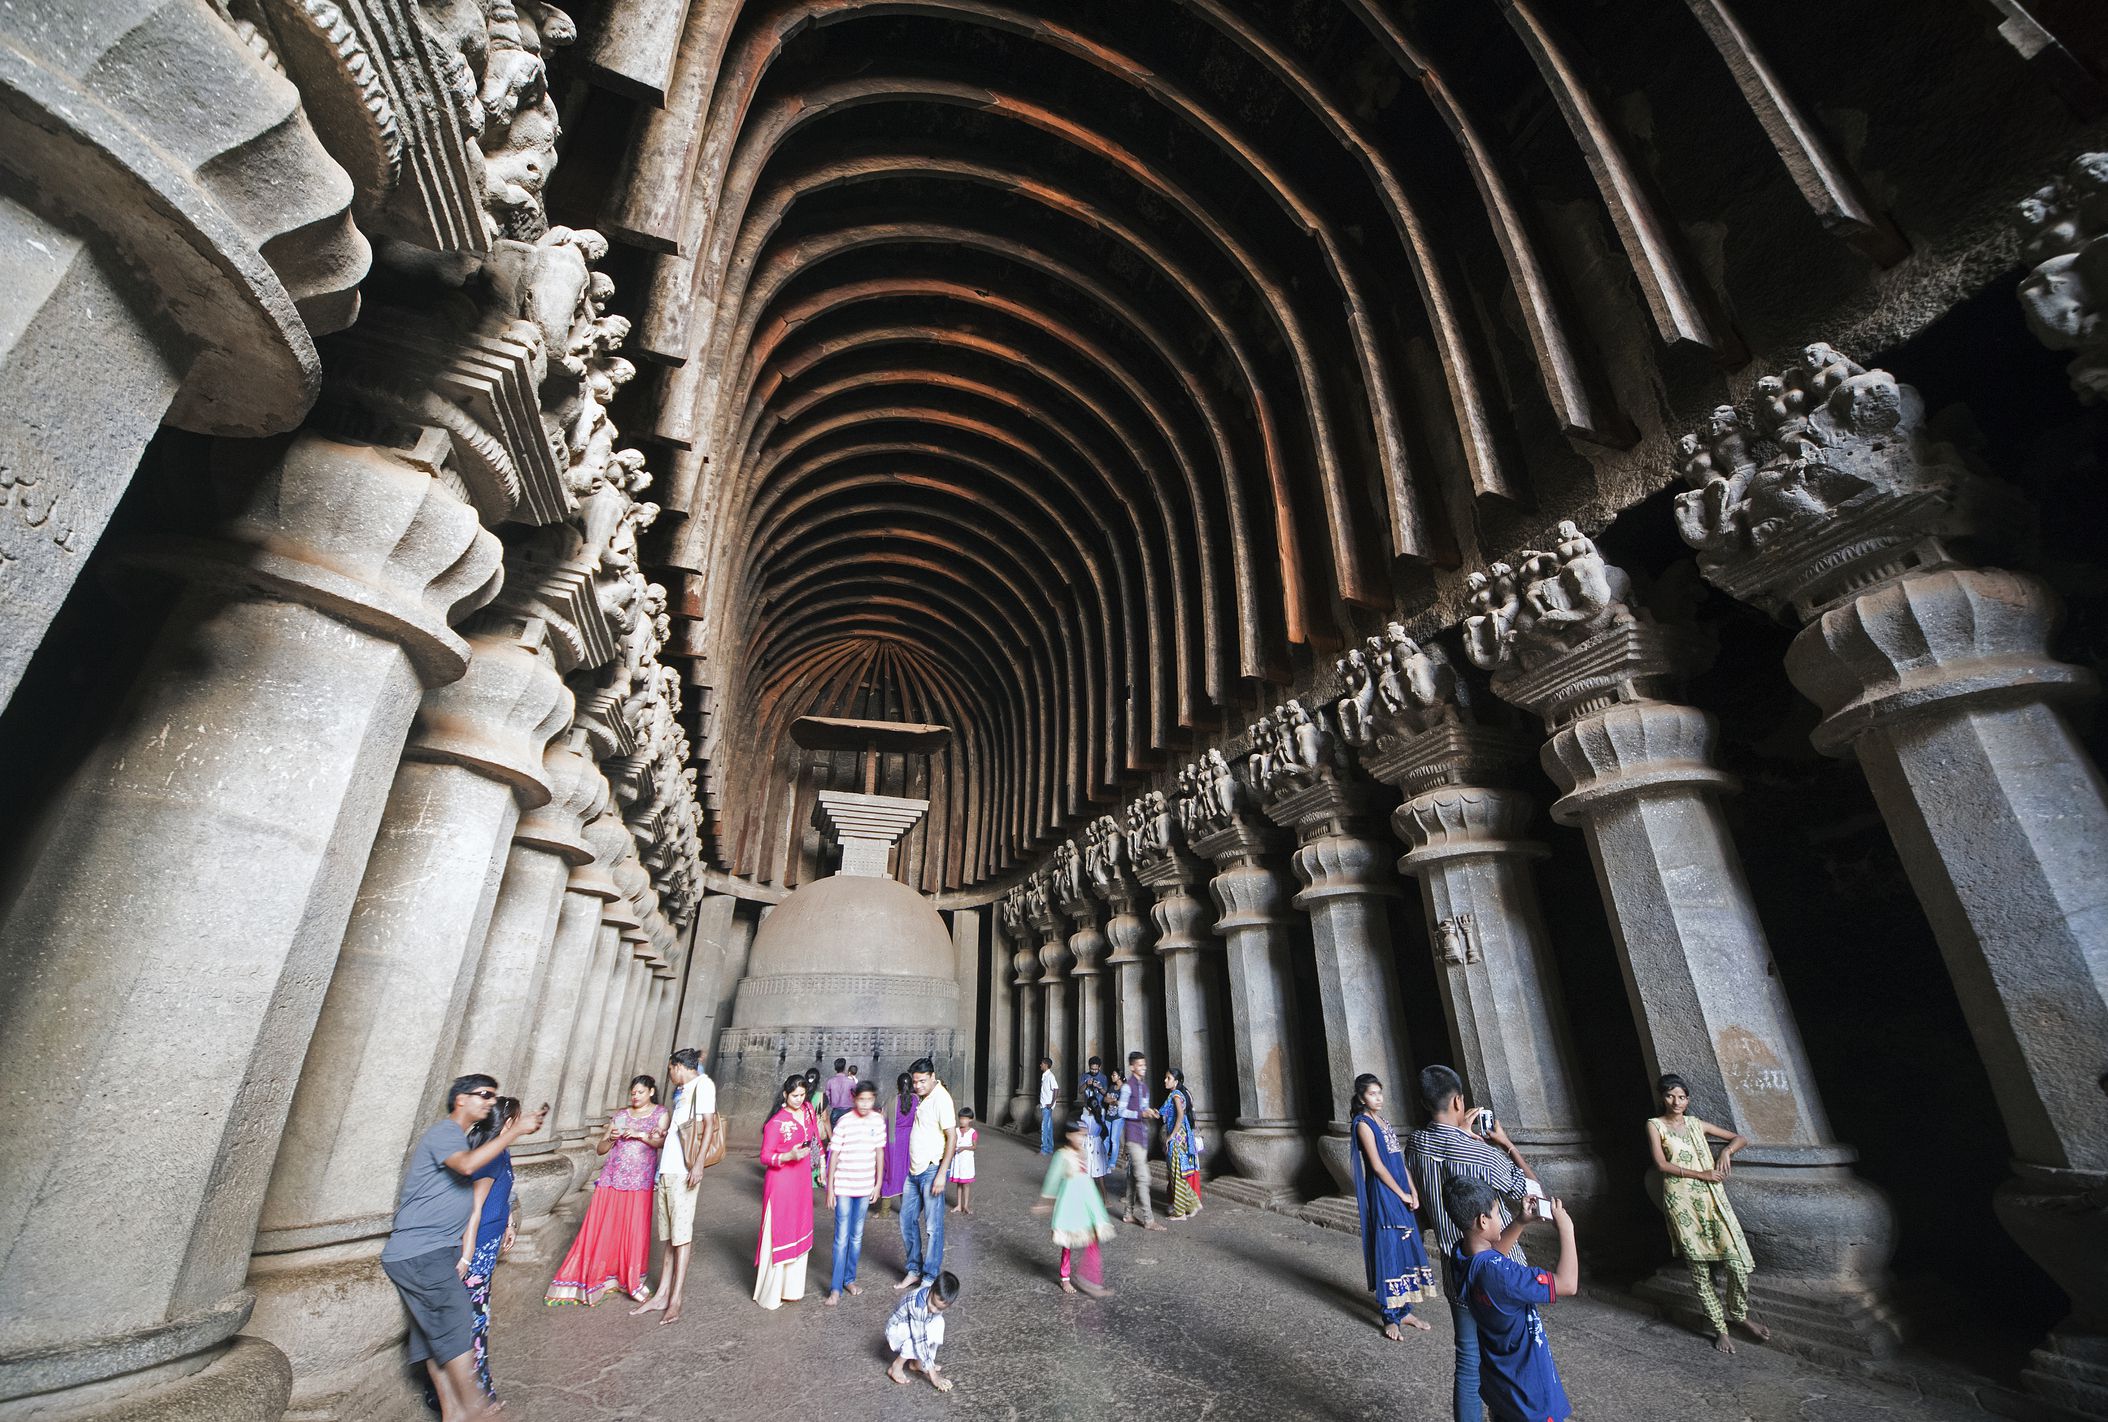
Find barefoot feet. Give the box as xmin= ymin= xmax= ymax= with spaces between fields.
xmin=1713 ymin=1332 xmax=1737 ymax=1355
xmin=1736 ymin=1317 xmax=1771 ymax=1343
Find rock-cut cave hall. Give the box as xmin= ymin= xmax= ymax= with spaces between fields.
xmin=1 ymin=0 xmax=2106 ymax=1419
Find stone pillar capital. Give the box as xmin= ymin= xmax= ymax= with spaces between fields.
xmin=2013 ymin=153 xmax=2108 ymax=403
xmin=515 ymin=732 xmax=606 ymax=862
xmin=1261 ymin=776 xmax=1377 ymax=844
xmin=1785 ymin=567 xmax=2095 ymax=754
xmin=1037 ymin=935 xmax=1073 ymax=984
xmin=1393 ymin=786 xmax=1547 ymax=869
xmin=1541 ymin=699 xmax=1737 ymax=824
xmin=1670 ymin=345 xmax=2028 ymax=622
xmin=1359 ymin=721 xmax=1539 ymax=799
xmin=127 ymin=433 xmax=503 ymax=687
xmin=407 ymin=631 xmax=570 ymax=806
xmin=1289 ymin=830 xmax=1402 ymax=909
xmin=1208 ymin=855 xmax=1292 ymax=933
xmin=1189 ymin=817 xmax=1286 ymax=870
xmin=1012 ymin=944 xmax=1041 ymax=989
xmin=1490 ymin=622 xmax=1715 ymax=731
xmin=1146 ymin=872 xmax=1215 ymax=959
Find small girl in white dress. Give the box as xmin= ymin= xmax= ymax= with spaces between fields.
xmin=949 ymin=1108 xmax=978 ymax=1214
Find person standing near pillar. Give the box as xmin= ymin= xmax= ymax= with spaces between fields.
xmin=1117 ymin=1052 xmax=1165 ymax=1231
xmin=383 ymin=1077 xmax=545 ymax=1422
xmin=897 ymin=1058 xmax=958 ymax=1293
xmin=1038 ymin=1057 xmax=1059 ymax=1155
xmin=1675 ymin=339 xmax=2107 ymax=1403
xmin=1468 ymin=519 xmax=1899 ymax=1357
xmin=633 ymin=1049 xmax=716 ymax=1326
xmin=1648 ymin=1074 xmax=1768 ymax=1353
xmin=1407 ymin=1066 xmax=1538 ymax=1422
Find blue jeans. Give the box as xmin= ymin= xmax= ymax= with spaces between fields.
xmin=1451 ymin=1296 xmax=1483 ymax=1421
xmin=900 ymin=1164 xmax=946 ymax=1281
xmin=828 ymin=1194 xmax=870 ymax=1295
xmin=1039 ymin=1108 xmax=1055 ymax=1154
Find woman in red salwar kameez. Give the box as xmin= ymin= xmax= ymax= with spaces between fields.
xmin=754 ymin=1076 xmax=819 ymax=1309
xmin=545 ymin=1076 xmax=667 ymax=1306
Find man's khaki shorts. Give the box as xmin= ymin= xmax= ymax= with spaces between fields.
xmin=655 ymin=1173 xmax=701 ymax=1246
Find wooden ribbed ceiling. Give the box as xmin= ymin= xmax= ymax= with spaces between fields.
xmin=579 ymin=0 xmax=2003 ymax=892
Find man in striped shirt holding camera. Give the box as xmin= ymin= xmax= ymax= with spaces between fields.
xmin=1405 ymin=1065 xmax=1539 ymax=1422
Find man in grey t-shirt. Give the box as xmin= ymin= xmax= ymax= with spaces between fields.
xmin=381 ymin=1073 xmax=544 ymax=1419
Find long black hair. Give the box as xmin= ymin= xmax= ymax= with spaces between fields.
xmin=1349 ymin=1072 xmax=1383 ymax=1118
xmin=778 ymin=1074 xmax=809 ymax=1109
xmin=468 ymin=1095 xmax=520 ymax=1150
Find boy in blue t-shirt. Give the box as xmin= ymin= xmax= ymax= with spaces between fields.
xmin=1444 ymin=1177 xmax=1580 ymax=1422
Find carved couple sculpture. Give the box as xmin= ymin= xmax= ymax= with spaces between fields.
xmin=1336 ymin=623 xmax=1464 ymax=749
xmin=1464 ymin=522 xmax=1638 ymax=674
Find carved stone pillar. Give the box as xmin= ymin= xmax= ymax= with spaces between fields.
xmin=454 ymin=731 xmax=603 ymax=1087
xmin=1029 ymin=872 xmax=1073 ymax=1127
xmin=1057 ymin=872 xmax=1109 ymax=1084
xmin=1136 ymin=849 xmax=1225 ymax=1147
xmin=985 ymin=903 xmax=1017 ymax=1126
xmin=1192 ymin=817 xmax=1310 ymax=1206
xmin=1103 ymin=884 xmax=1159 ymax=1072
xmin=1262 ymin=773 xmax=1409 ymax=1202
xmin=1675 ymin=348 xmax=2108 ymax=1400
xmin=554 ymin=816 xmax=635 ymax=1149
xmin=247 ymin=621 xmax=569 ymax=1415
xmin=509 ymin=834 xmax=620 ymax=1250
xmin=1470 ymin=521 xmax=1899 ymax=1359
xmin=0 ymin=0 xmax=367 ymax=705
xmin=1009 ymin=938 xmax=1043 ymax=1133
xmin=1349 ymin=696 xmax=1608 ymax=1233
xmin=0 ymin=433 xmax=496 ymax=1418
xmin=604 ymin=937 xmax=654 ymax=1110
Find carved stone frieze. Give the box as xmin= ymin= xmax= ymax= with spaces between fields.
xmin=257 ymin=0 xmax=577 ymax=253
xmin=2014 ymin=152 xmax=2108 ymax=403
xmin=1671 ymin=345 xmax=2021 ymax=619
xmin=1464 ymin=522 xmax=1640 ymax=676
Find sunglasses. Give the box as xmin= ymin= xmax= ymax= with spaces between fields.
xmin=468 ymin=1090 xmax=498 ymax=1100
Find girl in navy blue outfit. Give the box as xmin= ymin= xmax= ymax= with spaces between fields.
xmin=1444 ymin=1175 xmax=1580 ymax=1422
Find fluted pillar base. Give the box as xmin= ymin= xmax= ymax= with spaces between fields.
xmin=1997 ymin=1166 xmax=2108 ymax=1420
xmin=1213 ymin=1124 xmax=1315 ymax=1209
xmin=0 ymin=1335 xmax=293 ymax=1422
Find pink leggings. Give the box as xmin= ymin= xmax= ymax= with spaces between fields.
xmin=1058 ymin=1242 xmax=1103 ymax=1286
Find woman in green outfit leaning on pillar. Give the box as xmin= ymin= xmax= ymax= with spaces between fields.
xmin=1647 ymin=1073 xmax=1774 ymax=1354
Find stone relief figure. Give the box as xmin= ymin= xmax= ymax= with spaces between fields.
xmin=2015 ymin=152 xmax=2108 ymax=402
xmin=1671 ymin=343 xmax=1983 ymax=587
xmin=409 ymin=0 xmax=575 ymax=242
xmin=1248 ymin=699 xmax=1337 ymax=802
xmin=1462 ymin=562 xmax=1519 ymax=670
xmin=1023 ymin=872 xmax=1050 ymax=926
xmin=1202 ymin=747 xmax=1246 ymax=824
xmin=1052 ymin=840 xmax=1085 ymax=908
xmin=1337 ymin=623 xmax=1466 ymax=750
xmin=1083 ymin=814 xmax=1129 ymax=896
xmin=1435 ymin=913 xmax=1480 ymax=966
xmin=1465 ymin=528 xmax=1639 ymax=674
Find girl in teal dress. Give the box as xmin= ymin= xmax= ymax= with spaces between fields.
xmin=1036 ymin=1116 xmax=1116 ymax=1296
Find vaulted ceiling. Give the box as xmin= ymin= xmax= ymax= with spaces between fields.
xmin=567 ymin=0 xmax=2054 ymax=892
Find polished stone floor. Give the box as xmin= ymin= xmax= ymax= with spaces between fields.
xmin=484 ymin=1130 xmax=1983 ymax=1421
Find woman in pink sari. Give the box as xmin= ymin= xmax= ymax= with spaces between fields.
xmin=755 ymin=1075 xmax=819 ymax=1309
xmin=545 ymin=1076 xmax=667 ymax=1305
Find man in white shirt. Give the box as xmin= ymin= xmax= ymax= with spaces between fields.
xmin=1037 ymin=1056 xmax=1058 ymax=1155
xmin=634 ymin=1047 xmax=716 ymax=1325
xmin=896 ymin=1057 xmax=957 ymax=1291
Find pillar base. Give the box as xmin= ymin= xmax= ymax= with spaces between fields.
xmin=244 ymin=1236 xmax=408 ymax=1419
xmin=1294 ymin=1195 xmax=1362 ymax=1234
xmin=2020 ymin=1327 xmax=2108 ymax=1421
xmin=0 ymin=1336 xmax=292 ymax=1422
xmin=507 ymin=1149 xmax=579 ymax=1262
xmin=1995 ymin=1166 xmax=2108 ymax=1420
xmin=1633 ymin=1264 xmax=1903 ymax=1368
xmin=1637 ymin=1155 xmax=1901 ymax=1365
xmin=1220 ymin=1124 xmax=1314 ymax=1202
